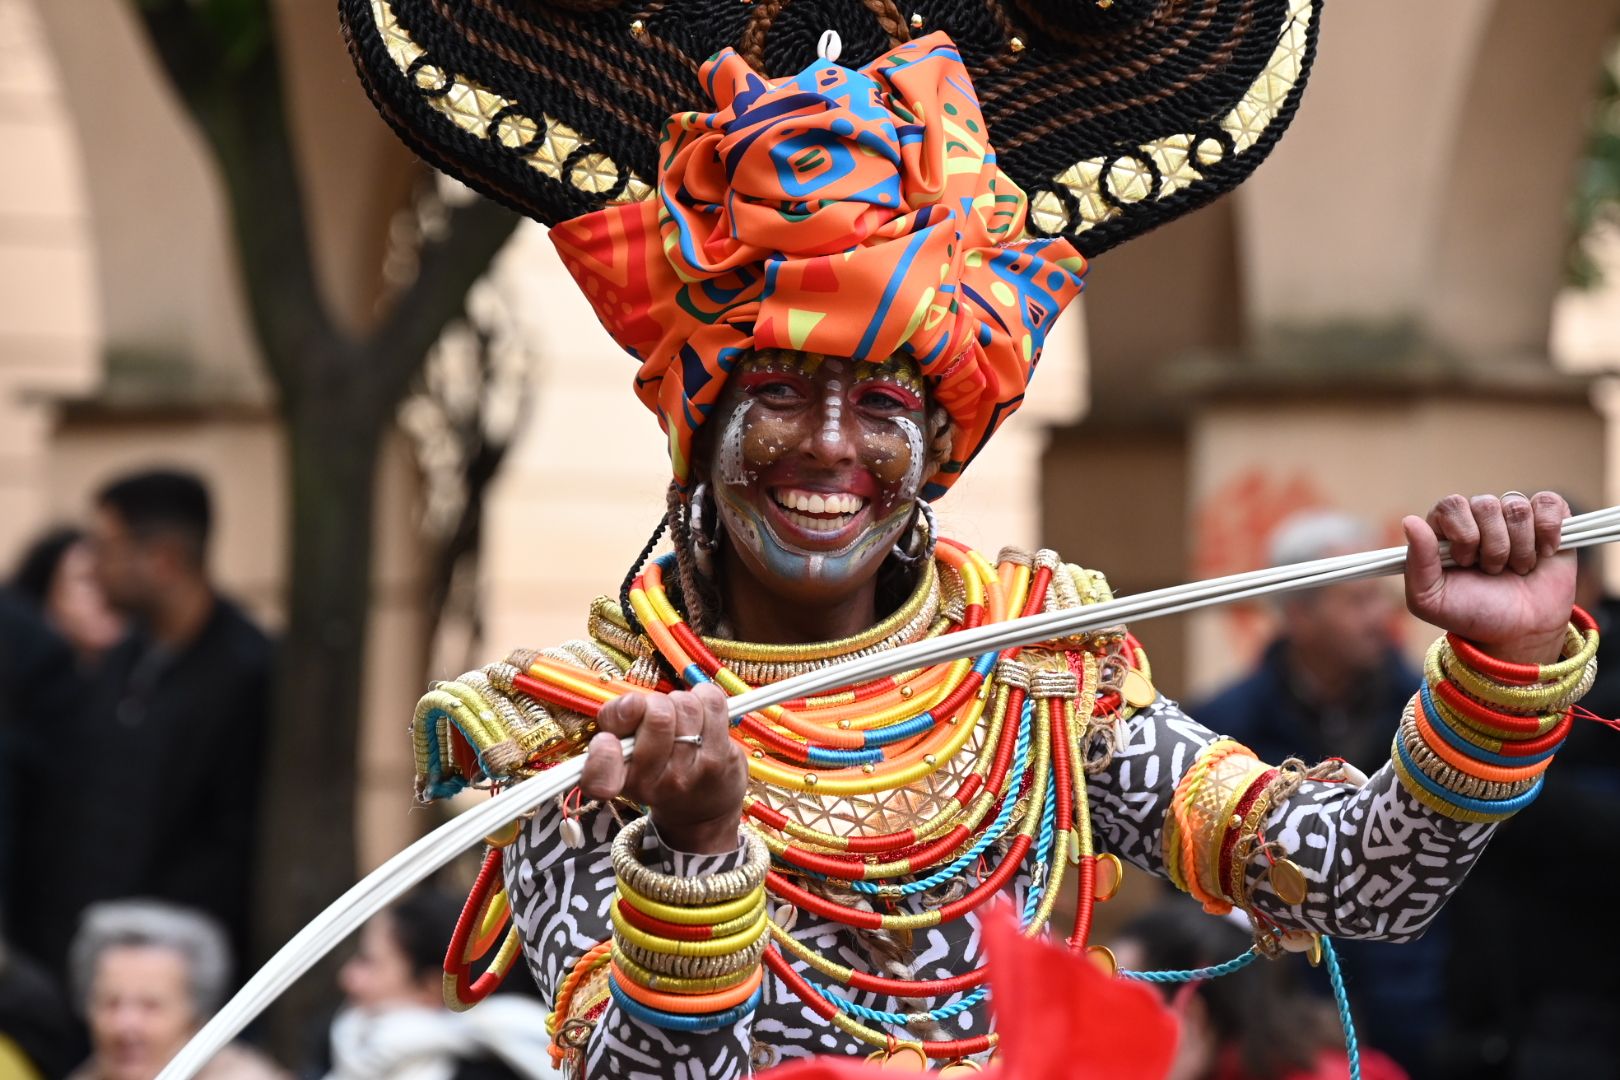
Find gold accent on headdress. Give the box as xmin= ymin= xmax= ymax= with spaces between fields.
xmin=369 ymin=0 xmax=654 ymax=202
xmin=1027 ymin=0 xmax=1312 ymax=236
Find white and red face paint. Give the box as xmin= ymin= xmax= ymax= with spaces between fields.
xmin=698 ymin=351 xmax=931 ymax=595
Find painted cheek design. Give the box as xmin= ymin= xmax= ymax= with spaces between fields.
xmin=888 ymin=416 xmax=926 ymax=501
xmin=716 ymin=401 xmax=755 ymax=488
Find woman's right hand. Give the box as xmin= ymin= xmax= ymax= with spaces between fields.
xmin=580 ymin=682 xmax=748 ymax=854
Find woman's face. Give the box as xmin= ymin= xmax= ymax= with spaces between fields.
xmin=338 ymin=913 xmax=440 ymax=1012
xmin=700 ymin=351 xmax=932 ymax=607
xmin=85 ymin=945 xmax=198 ymax=1080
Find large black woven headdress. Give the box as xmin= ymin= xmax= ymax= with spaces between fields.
xmin=340 ymin=0 xmax=1320 ymax=257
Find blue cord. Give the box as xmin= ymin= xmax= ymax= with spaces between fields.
xmin=1119 ymin=950 xmax=1258 ymax=983
xmin=1322 ymin=937 xmax=1361 ymax=1080
xmin=784 ymin=752 xmax=1059 ymax=1032
xmin=848 ymin=703 xmax=1034 ymax=896
xmin=806 ymin=981 xmax=990 ymax=1026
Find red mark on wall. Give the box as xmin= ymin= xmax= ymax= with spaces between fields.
xmin=1194 ymin=469 xmax=1331 ymax=661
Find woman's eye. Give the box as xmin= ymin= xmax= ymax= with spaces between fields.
xmin=741 ymin=375 xmax=809 ymax=404
xmin=756 ymin=381 xmax=803 ymax=402
xmin=856 ymin=386 xmax=920 ymax=412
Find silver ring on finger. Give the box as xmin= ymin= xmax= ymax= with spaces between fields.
xmin=672 ymin=733 xmax=704 ymax=747
xmin=1502 ymin=490 xmax=1529 ymax=502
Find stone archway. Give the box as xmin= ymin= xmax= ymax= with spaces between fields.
xmin=1424 ymin=0 xmax=1620 ymax=359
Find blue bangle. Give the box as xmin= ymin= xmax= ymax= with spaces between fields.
xmin=608 ymin=977 xmax=764 ymax=1032
xmin=1419 ymin=684 xmax=1562 ymax=767
xmin=1393 ymin=733 xmax=1545 ymax=817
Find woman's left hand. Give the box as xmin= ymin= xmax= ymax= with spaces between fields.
xmin=1403 ymin=491 xmax=1577 ymax=665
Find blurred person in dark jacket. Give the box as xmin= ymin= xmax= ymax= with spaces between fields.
xmin=1434 ymin=540 xmax=1620 ymax=1079
xmin=0 ymin=588 xmax=78 ymax=939
xmin=1195 ymin=511 xmax=1414 ymax=773
xmin=1111 ymin=900 xmax=1407 ymax=1080
xmin=1192 ymin=511 xmax=1439 ymax=1076
xmin=0 ymin=936 xmax=82 ymax=1080
xmin=9 ymin=470 xmax=273 ymax=984
xmin=10 ymin=526 xmax=125 ymax=665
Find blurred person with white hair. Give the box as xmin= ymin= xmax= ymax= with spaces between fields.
xmin=1195 ymin=510 xmax=1415 ymax=773
xmin=66 ymin=900 xmax=288 ymax=1080
xmin=1193 ymin=510 xmax=1433 ymax=1076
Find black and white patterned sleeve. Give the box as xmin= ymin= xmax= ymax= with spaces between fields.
xmin=504 ymin=804 xmax=757 ymax=1079
xmin=1086 ymin=695 xmax=1498 ymax=942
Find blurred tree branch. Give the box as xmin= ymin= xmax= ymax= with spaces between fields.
xmin=128 ymin=0 xmax=521 ymax=1054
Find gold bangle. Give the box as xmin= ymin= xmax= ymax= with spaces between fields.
xmin=1390 ymin=752 xmax=1520 ymax=824
xmin=611 ymin=906 xmax=769 ymax=957
xmin=611 ymin=817 xmax=768 ymax=906
xmin=610 ymin=946 xmax=759 ymax=994
xmin=614 ymin=882 xmax=765 ymax=927
xmin=614 ymin=935 xmax=768 ymax=980
xmin=1436 ymin=640 xmax=1591 ymax=713
xmin=1398 ymin=717 xmax=1540 ymax=800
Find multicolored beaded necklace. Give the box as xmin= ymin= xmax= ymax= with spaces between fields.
xmin=454 ymin=542 xmax=1141 ymax=1066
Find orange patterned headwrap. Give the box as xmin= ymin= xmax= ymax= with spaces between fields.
xmin=550 ymin=32 xmax=1086 ymax=498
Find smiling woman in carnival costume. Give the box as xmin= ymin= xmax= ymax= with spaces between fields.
xmin=341 ymin=1 xmax=1596 ymax=1075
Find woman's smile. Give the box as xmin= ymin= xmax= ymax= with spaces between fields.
xmin=701 ymin=350 xmax=931 ymax=607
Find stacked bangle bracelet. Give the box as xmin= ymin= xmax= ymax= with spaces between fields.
xmin=606 ymin=817 xmax=769 ymax=1031
xmin=1393 ymin=611 xmax=1598 ymax=823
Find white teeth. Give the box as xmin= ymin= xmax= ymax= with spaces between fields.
xmin=772 ymin=488 xmax=867 ymax=519
xmin=783 ymin=509 xmax=847 ymax=534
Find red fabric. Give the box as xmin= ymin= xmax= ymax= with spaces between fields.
xmin=758 ymin=908 xmax=1178 ymax=1079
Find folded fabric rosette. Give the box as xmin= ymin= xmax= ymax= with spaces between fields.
xmin=1393 ymin=610 xmax=1600 ymax=822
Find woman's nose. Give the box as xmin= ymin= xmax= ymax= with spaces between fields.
xmin=808 ymin=381 xmax=857 ymax=465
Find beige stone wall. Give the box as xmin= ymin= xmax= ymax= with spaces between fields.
xmin=0 ymin=0 xmax=101 ymax=558
xmin=1183 ymin=394 xmax=1605 ymax=696
xmin=27 ymin=0 xmax=266 ymax=400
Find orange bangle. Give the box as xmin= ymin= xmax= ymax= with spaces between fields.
xmin=1170 ymin=741 xmax=1250 ymax=910
xmin=610 ymin=960 xmax=764 ymax=1014
xmin=1410 ymin=707 xmax=1555 ymax=784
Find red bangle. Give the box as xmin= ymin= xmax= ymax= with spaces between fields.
xmin=1445 ymin=606 xmax=1597 ymax=685
xmin=1432 ymin=678 xmax=1564 ymax=737
xmin=1217 ymin=768 xmax=1279 ymax=902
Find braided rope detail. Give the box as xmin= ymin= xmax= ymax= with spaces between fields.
xmin=739 ymin=0 xmax=911 ymax=70
xmin=1119 ymin=948 xmax=1257 ymax=983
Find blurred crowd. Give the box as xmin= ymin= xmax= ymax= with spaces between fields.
xmin=2 ymin=481 xmax=1617 ymax=1079
xmin=1189 ymin=509 xmax=1620 ymax=1079
xmin=0 ymin=468 xmax=556 ymax=1080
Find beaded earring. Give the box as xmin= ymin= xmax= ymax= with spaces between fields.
xmin=689 ymin=482 xmax=721 ymax=577
xmin=891 ymin=498 xmax=937 ymax=569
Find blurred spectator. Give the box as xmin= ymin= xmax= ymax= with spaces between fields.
xmin=1192 ymin=510 xmax=1440 ymax=1075
xmin=0 ymin=936 xmax=82 ymax=1079
xmin=1112 ymin=901 xmax=1406 ymax=1080
xmin=9 ymin=470 xmax=274 ymax=982
xmin=319 ymin=886 xmax=557 ymax=1080
xmin=66 ymin=901 xmax=286 ymax=1080
xmin=1434 ymin=539 xmax=1620 ymax=1078
xmin=10 ymin=525 xmax=125 ymax=663
xmin=0 ymin=588 xmax=76 ymax=934
xmin=1195 ymin=511 xmax=1410 ymax=773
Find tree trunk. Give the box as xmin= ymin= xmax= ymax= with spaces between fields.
xmin=256 ymin=362 xmax=388 ymax=1054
